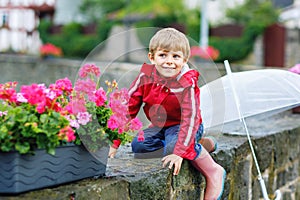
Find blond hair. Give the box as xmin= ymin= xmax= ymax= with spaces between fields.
xmin=149 ymin=28 xmax=190 ymax=60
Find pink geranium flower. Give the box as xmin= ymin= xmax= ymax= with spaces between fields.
xmin=107 ymin=114 xmax=119 ymax=130
xmin=74 ymin=78 xmax=96 ymax=101
xmin=109 ymin=88 xmax=129 ymax=117
xmin=289 ymin=64 xmax=300 ymax=74
xmin=71 ymin=96 xmax=87 ymax=114
xmin=79 ymin=63 xmax=101 ymax=78
xmin=94 ymin=87 xmax=107 ymax=106
xmin=54 ymin=77 xmax=73 ymax=95
xmin=20 ymin=84 xmax=45 ymax=105
xmin=36 ymin=101 xmax=46 ymax=114
xmin=16 ymin=93 xmax=27 ymax=103
xmin=130 ymin=117 xmax=143 ymax=131
xmin=77 ymin=112 xmax=92 ymax=125
xmin=64 ymin=115 xmax=80 ymax=129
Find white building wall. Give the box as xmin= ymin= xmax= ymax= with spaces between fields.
xmin=185 ymin=0 xmax=245 ymax=25
xmin=279 ymin=0 xmax=300 ymax=28
xmin=53 ymin=0 xmax=85 ymax=25
xmin=0 ymin=0 xmax=56 ymax=54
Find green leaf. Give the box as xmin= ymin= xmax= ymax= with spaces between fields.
xmin=47 ymin=147 xmax=55 ymax=156
xmin=15 ymin=142 xmax=30 ymax=154
xmin=1 ymin=141 xmax=13 ymax=152
xmin=40 ymin=114 xmax=48 ymax=123
xmin=0 ymin=127 xmax=9 ymax=139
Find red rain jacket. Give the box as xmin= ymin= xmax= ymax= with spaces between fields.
xmin=128 ymin=63 xmax=202 ymax=160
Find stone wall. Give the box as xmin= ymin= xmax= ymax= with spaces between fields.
xmin=0 ymin=112 xmax=299 ymax=200
xmin=0 ymin=54 xmax=81 ymax=87
xmin=0 ymin=54 xmax=263 ymax=87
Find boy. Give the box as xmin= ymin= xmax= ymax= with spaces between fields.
xmin=110 ymin=28 xmax=225 ymax=200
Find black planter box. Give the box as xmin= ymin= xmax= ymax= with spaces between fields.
xmin=0 ymin=145 xmax=108 ymax=194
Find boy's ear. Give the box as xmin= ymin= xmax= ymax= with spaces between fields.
xmin=148 ymin=53 xmax=155 ymax=64
xmin=183 ymin=58 xmax=188 ymax=65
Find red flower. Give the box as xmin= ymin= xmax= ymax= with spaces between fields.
xmin=190 ymin=46 xmax=220 ymax=60
xmin=0 ymin=82 xmax=17 ymax=102
xmin=58 ymin=126 xmax=76 ymax=142
xmin=40 ymin=43 xmax=62 ymax=57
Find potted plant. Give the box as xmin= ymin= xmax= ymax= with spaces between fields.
xmin=39 ymin=43 xmax=63 ymax=59
xmin=0 ymin=63 xmax=143 ymax=194
xmin=190 ymin=45 xmax=220 ymax=61
xmin=289 ymin=64 xmax=300 ymax=113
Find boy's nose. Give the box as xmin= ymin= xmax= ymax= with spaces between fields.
xmin=166 ymin=56 xmax=173 ymax=64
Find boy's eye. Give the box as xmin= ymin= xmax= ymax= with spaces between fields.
xmin=173 ymin=54 xmax=180 ymax=58
xmin=158 ymin=54 xmax=166 ymax=57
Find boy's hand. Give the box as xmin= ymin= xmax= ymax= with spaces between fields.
xmin=162 ymin=154 xmax=183 ymax=175
xmin=108 ymin=146 xmax=118 ymax=158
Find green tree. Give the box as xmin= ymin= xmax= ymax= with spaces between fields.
xmin=210 ymin=0 xmax=279 ymax=62
xmin=77 ymin=0 xmax=197 ymax=49
xmin=79 ymin=0 xmax=190 ymax=27
xmin=40 ymin=0 xmax=217 ymax=59
xmin=226 ymin=0 xmax=279 ymax=39
xmin=80 ymin=0 xmax=127 ymax=23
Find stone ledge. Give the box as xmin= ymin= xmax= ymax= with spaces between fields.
xmin=1 ymin=111 xmax=300 ymax=200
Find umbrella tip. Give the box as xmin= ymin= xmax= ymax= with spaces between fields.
xmin=274 ymin=189 xmax=281 ymax=200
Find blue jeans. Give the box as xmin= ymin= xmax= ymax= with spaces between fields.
xmin=131 ymin=124 xmax=203 ymax=159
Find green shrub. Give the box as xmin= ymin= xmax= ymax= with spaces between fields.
xmin=38 ymin=18 xmax=113 ymax=58
xmin=210 ymin=37 xmax=252 ymax=62
xmin=211 ymin=0 xmax=279 ymax=62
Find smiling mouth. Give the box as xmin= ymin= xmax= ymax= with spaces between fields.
xmin=162 ymin=66 xmax=175 ymax=69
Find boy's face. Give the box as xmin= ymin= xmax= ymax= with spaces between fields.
xmin=149 ymin=49 xmax=187 ymax=78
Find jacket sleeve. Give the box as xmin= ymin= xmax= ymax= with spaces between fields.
xmin=128 ymin=73 xmax=145 ymax=119
xmin=173 ymin=79 xmax=201 ymax=160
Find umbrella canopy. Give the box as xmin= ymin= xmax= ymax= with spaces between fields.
xmin=200 ymin=61 xmax=298 ymax=200
xmin=200 ymin=68 xmax=300 ymax=131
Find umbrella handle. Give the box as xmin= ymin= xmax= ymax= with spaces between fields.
xmin=274 ymin=190 xmax=282 ymax=200
xmin=258 ymin=177 xmax=270 ymax=200
xmin=259 ymin=173 xmax=282 ymax=200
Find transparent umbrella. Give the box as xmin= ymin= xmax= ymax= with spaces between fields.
xmin=200 ymin=60 xmax=300 ymax=200
xmin=200 ymin=61 xmax=300 ymax=131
